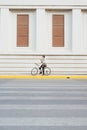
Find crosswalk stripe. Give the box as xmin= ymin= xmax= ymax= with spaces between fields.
xmin=0 ymin=96 xmax=87 ymax=100
xmin=0 ymin=85 xmax=87 ymax=87
xmin=0 ymin=90 xmax=87 ymax=94
xmin=0 ymin=105 xmax=87 ymax=110
xmin=0 ymin=117 xmax=87 ymax=126
xmin=0 ymin=86 xmax=87 ymax=88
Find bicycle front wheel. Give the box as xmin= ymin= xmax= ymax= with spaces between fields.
xmin=31 ymin=67 xmax=38 ymax=75
xmin=44 ymin=67 xmax=51 ymax=75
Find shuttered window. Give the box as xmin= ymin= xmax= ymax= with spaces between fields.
xmin=52 ymin=15 xmax=64 ymax=47
xmin=17 ymin=15 xmax=29 ymax=47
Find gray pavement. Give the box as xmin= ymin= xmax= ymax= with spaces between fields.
xmin=0 ymin=79 xmax=87 ymax=130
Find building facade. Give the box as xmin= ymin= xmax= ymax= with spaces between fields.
xmin=0 ymin=0 xmax=87 ymax=75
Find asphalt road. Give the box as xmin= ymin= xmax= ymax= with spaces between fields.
xmin=0 ymin=79 xmax=87 ymax=130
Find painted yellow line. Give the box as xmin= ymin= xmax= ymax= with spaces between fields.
xmin=0 ymin=75 xmax=87 ymax=79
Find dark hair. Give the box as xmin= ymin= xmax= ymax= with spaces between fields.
xmin=42 ymin=55 xmax=45 ymax=58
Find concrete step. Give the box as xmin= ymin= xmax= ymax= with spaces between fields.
xmin=0 ymin=55 xmax=87 ymax=75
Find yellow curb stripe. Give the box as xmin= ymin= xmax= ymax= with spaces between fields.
xmin=71 ymin=75 xmax=87 ymax=79
xmin=0 ymin=75 xmax=87 ymax=79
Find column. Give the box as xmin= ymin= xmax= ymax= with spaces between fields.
xmin=72 ymin=9 xmax=83 ymax=53
xmin=36 ymin=8 xmax=47 ymax=53
xmin=0 ymin=8 xmax=9 ymax=53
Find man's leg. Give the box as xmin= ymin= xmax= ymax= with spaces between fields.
xmin=39 ymin=65 xmax=42 ymax=74
xmin=42 ymin=67 xmax=44 ymax=75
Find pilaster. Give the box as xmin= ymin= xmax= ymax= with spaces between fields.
xmin=72 ymin=9 xmax=83 ymax=53
xmin=36 ymin=8 xmax=46 ymax=53
xmin=0 ymin=8 xmax=9 ymax=53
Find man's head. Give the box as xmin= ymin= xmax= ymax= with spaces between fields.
xmin=42 ymin=55 xmax=45 ymax=58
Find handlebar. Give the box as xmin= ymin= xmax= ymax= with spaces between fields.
xmin=35 ymin=63 xmax=39 ymax=66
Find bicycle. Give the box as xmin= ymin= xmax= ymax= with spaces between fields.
xmin=31 ymin=63 xmax=51 ymax=76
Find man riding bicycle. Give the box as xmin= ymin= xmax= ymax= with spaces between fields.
xmin=39 ymin=55 xmax=47 ymax=75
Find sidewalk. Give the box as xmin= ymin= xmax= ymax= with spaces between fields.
xmin=0 ymin=75 xmax=87 ymax=79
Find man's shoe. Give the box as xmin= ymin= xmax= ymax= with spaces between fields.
xmin=39 ymin=71 xmax=42 ymax=74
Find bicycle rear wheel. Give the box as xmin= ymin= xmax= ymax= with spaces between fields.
xmin=44 ymin=67 xmax=51 ymax=75
xmin=31 ymin=67 xmax=38 ymax=75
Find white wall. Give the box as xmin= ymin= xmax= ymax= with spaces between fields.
xmin=0 ymin=8 xmax=9 ymax=53
xmin=82 ymin=10 xmax=87 ymax=52
xmin=0 ymin=7 xmax=87 ymax=54
xmin=36 ymin=9 xmax=47 ymax=53
xmin=0 ymin=0 xmax=87 ymax=6
xmin=72 ymin=9 xmax=83 ymax=54
xmin=0 ymin=1 xmax=87 ymax=75
xmin=8 ymin=9 xmax=36 ymax=54
xmin=0 ymin=8 xmax=72 ymax=54
xmin=0 ymin=9 xmax=1 ymax=46
xmin=45 ymin=10 xmax=72 ymax=54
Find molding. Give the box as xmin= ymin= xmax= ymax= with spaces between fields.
xmin=0 ymin=0 xmax=87 ymax=6
xmin=0 ymin=51 xmax=87 ymax=56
